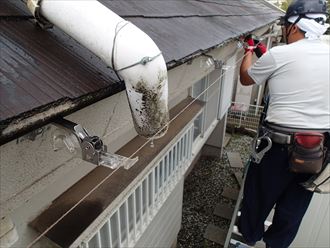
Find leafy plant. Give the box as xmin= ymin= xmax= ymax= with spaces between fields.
xmin=280 ymin=0 xmax=292 ymax=11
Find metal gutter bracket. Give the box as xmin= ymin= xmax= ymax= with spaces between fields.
xmin=27 ymin=0 xmax=53 ymax=29
xmin=201 ymin=53 xmax=223 ymax=69
xmin=52 ymin=118 xmax=138 ymax=170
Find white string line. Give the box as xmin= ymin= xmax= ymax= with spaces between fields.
xmin=102 ymin=121 xmax=131 ymax=139
xmin=26 ymin=169 xmax=118 ymax=248
xmin=27 ymin=43 xmax=254 ymax=247
xmin=127 ymin=49 xmax=249 ymax=160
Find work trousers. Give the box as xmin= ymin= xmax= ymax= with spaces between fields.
xmin=239 ymin=143 xmax=314 ymax=248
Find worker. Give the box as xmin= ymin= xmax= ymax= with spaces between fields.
xmin=238 ymin=0 xmax=329 ymax=247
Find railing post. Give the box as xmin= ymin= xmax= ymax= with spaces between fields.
xmin=238 ymin=109 xmax=243 ymax=128
xmin=228 ymin=102 xmax=263 ymax=131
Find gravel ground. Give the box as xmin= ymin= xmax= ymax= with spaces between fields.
xmin=177 ymin=134 xmax=253 ymax=248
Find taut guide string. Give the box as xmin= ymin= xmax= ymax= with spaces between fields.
xmin=27 ymin=39 xmax=265 ymax=247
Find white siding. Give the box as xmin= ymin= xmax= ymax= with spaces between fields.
xmin=291 ymin=194 xmax=330 ymax=248
xmin=135 ymin=178 xmax=183 ymax=248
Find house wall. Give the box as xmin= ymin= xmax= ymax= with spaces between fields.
xmin=1 ymin=91 xmax=137 ymax=247
xmin=135 ymin=41 xmax=250 ymax=247
xmin=0 ymin=91 xmax=135 ymax=217
xmin=168 ymin=42 xmax=238 ymax=104
xmin=0 ymin=69 xmax=191 ymax=247
xmin=0 ymin=24 xmax=271 ymax=247
xmin=204 ymin=113 xmax=228 ymax=158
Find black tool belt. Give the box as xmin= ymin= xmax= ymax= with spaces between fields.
xmin=263 ymin=122 xmax=329 ymax=145
xmin=260 ymin=123 xmax=293 ymax=144
xmin=261 ymin=122 xmax=329 ymax=174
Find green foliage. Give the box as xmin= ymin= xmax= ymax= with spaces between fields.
xmin=280 ymin=0 xmax=292 ymax=11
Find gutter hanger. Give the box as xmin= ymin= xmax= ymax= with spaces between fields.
xmin=26 ymin=0 xmax=169 ymax=139
xmin=52 ymin=118 xmax=138 ymax=170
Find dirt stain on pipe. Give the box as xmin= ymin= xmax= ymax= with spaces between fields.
xmin=131 ymin=71 xmax=169 ymax=138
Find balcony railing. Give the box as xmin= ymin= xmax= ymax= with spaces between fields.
xmin=227 ymin=102 xmax=264 ymax=131
xmin=79 ymin=124 xmax=194 ymax=248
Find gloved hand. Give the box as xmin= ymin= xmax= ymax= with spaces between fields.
xmin=254 ymin=42 xmax=267 ymax=58
xmin=244 ymin=34 xmax=267 ymax=58
xmin=244 ymin=35 xmax=255 ymax=54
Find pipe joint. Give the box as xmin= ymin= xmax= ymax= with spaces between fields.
xmin=27 ymin=0 xmax=53 ymax=29
xmin=117 ymin=52 xmax=163 ymax=72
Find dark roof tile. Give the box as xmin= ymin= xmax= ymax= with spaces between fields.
xmin=0 ymin=0 xmax=283 ymax=144
xmin=100 ymin=0 xmax=282 ymax=65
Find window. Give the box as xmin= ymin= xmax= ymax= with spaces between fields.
xmin=193 ymin=113 xmax=203 ymax=140
xmin=218 ymin=55 xmax=236 ymax=119
xmin=191 ymin=69 xmax=222 ymax=141
xmin=205 ymin=70 xmax=221 ymax=128
xmin=192 ymin=77 xmax=207 ymax=101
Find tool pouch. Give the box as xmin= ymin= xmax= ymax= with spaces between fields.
xmin=289 ymin=132 xmax=326 ymax=174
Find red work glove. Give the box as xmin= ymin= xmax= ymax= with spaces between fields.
xmin=254 ymin=42 xmax=267 ymax=58
xmin=244 ymin=35 xmax=255 ymax=54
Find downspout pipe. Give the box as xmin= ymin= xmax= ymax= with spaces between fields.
xmin=26 ymin=0 xmax=169 ymax=139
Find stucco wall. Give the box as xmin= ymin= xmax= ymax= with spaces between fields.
xmin=0 ymin=24 xmax=273 ymax=246
xmin=0 ymin=91 xmax=136 ymax=219
xmin=168 ymin=41 xmax=239 ymax=104
xmin=0 ymin=91 xmax=140 ymax=247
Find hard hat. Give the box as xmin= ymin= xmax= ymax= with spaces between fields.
xmin=280 ymin=0 xmax=328 ymax=25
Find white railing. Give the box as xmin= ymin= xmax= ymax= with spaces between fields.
xmin=227 ymin=102 xmax=264 ymax=131
xmin=79 ymin=125 xmax=194 ymax=248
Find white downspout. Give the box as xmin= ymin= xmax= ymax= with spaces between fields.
xmin=26 ymin=0 xmax=169 ymax=139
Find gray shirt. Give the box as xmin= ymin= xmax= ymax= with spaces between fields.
xmin=248 ymin=39 xmax=330 ymax=129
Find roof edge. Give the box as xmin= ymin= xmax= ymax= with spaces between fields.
xmin=0 ymin=17 xmax=281 ymax=146
xmin=0 ymin=82 xmax=125 ymax=146
xmin=167 ymin=19 xmax=279 ymax=70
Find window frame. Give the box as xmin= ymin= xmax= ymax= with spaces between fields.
xmin=190 ymin=69 xmax=223 ymax=143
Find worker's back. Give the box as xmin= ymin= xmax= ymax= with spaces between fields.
xmin=249 ymin=39 xmax=330 ymax=129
